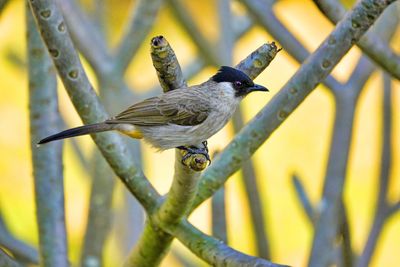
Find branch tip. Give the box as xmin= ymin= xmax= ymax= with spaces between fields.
xmin=151 ymin=35 xmax=168 ymax=48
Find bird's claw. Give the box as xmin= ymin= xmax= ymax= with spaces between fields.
xmin=178 ymin=142 xmax=211 ymax=167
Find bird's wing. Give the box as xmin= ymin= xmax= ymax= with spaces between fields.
xmin=106 ymin=89 xmax=211 ymax=126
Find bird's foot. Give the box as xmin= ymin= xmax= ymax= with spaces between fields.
xmin=177 ymin=143 xmax=211 ymax=170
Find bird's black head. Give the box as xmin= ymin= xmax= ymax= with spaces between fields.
xmin=211 ymin=66 xmax=269 ymax=97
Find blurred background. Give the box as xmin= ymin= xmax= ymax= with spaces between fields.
xmin=0 ymin=0 xmax=399 ymax=266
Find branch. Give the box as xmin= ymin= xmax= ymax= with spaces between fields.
xmin=234 ymin=110 xmax=271 ymax=259
xmin=150 ymin=36 xmax=187 ymax=92
xmin=156 ymin=150 xmax=202 ymax=225
xmin=0 ymin=248 xmax=22 ymax=267
xmin=0 ymin=214 xmax=38 ymax=265
xmin=26 ymin=2 xmax=68 ymax=266
xmin=309 ymin=7 xmax=396 ymax=265
xmin=388 ymin=201 xmax=400 ymax=216
xmin=339 ymin=203 xmax=353 ymax=267
xmin=125 ymin=35 xmax=205 ymax=266
xmin=28 ymin=1 xmax=285 ymax=266
xmin=126 ymin=149 xmax=204 ymax=265
xmin=308 ymin=57 xmax=374 ymax=267
xmin=114 ymin=0 xmax=163 ymax=73
xmin=167 ymin=0 xmax=221 ymax=65
xmin=144 ymin=12 xmax=253 ymax=96
xmin=29 ymin=0 xmax=160 ymax=213
xmin=123 ymin=222 xmax=173 ymax=267
xmin=217 ymin=0 xmax=234 ymax=65
xmin=0 ymin=0 xmax=9 ymax=16
xmin=80 ymin=151 xmax=115 ymax=267
xmin=292 ymin=174 xmax=315 ymax=224
xmin=239 ymin=0 xmax=343 ymax=92
xmin=357 ymin=72 xmax=393 ymax=267
xmin=193 ymin=0 xmax=396 ymax=212
xmin=313 ymin=0 xmax=400 ymax=80
xmin=57 ymin=0 xmax=110 ymax=75
xmin=212 ymin=186 xmax=228 ymax=243
xmin=217 ymin=2 xmax=271 ymax=257
xmin=171 ymin=220 xmax=289 ymax=267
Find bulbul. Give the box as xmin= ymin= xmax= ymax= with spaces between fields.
xmin=39 ymin=66 xmax=268 ymax=157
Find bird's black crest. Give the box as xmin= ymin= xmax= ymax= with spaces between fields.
xmin=211 ymin=66 xmax=253 ymax=84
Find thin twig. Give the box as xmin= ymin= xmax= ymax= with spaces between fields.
xmin=114 ymin=0 xmax=163 ymax=73
xmin=26 ymin=2 xmax=68 ymax=266
xmin=211 ymin=187 xmax=228 ymax=243
xmin=357 ymin=72 xmax=393 ymax=267
xmin=217 ymin=0 xmax=234 ymax=65
xmin=292 ymin=174 xmax=315 ymax=224
xmin=339 ymin=203 xmax=353 ymax=267
xmin=167 ymin=0 xmax=221 ymax=65
xmin=0 ymin=213 xmax=39 ymax=265
xmin=313 ymin=0 xmax=400 ymax=80
xmin=0 ymin=248 xmax=23 ymax=267
xmin=80 ymin=151 xmax=115 ymax=267
xmin=233 ymin=111 xmax=271 ymax=259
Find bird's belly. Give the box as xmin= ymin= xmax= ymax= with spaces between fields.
xmin=138 ymin=114 xmax=230 ymax=150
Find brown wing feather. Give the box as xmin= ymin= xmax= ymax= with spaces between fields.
xmin=106 ymin=88 xmax=210 ymax=126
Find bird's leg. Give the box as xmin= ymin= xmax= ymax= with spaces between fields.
xmin=177 ymin=143 xmax=211 ymax=166
xmin=202 ymin=141 xmax=209 ymax=153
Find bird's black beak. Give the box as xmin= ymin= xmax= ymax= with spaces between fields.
xmin=248 ymin=84 xmax=269 ymax=93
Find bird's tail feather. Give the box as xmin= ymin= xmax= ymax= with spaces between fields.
xmin=38 ymin=123 xmax=113 ymax=144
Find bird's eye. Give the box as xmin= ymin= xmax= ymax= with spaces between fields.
xmin=234 ymin=81 xmax=242 ymax=87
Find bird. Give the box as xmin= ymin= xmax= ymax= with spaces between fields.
xmin=38 ymin=66 xmax=268 ymax=161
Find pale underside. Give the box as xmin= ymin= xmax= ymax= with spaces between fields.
xmin=106 ymin=81 xmax=240 ymax=150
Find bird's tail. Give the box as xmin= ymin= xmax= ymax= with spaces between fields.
xmin=38 ymin=123 xmax=113 ymax=144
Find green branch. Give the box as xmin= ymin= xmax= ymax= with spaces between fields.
xmin=125 ymin=36 xmax=205 ymax=266
xmin=26 ymin=2 xmax=68 ymax=266
xmin=172 ymin=220 xmax=289 ymax=267
xmin=313 ymin=0 xmax=400 ymax=80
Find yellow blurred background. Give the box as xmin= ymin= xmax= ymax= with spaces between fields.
xmin=0 ymin=0 xmax=399 ymax=266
